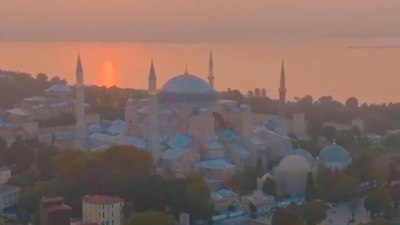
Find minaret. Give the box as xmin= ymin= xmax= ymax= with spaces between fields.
xmin=278 ymin=59 xmax=287 ymax=120
xmin=75 ymin=54 xmax=88 ymax=149
xmin=208 ymin=49 xmax=215 ymax=89
xmin=147 ymin=59 xmax=160 ymax=161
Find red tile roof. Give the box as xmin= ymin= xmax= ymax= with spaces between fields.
xmin=41 ymin=196 xmax=64 ymax=204
xmin=83 ymin=195 xmax=123 ymax=205
xmin=47 ymin=204 xmax=73 ymax=213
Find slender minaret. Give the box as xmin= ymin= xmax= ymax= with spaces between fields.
xmin=75 ymin=54 xmax=88 ymax=149
xmin=147 ymin=59 xmax=160 ymax=161
xmin=278 ymin=59 xmax=287 ymax=120
xmin=208 ymin=49 xmax=215 ymax=89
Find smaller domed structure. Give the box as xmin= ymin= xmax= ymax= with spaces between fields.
xmin=318 ymin=143 xmax=351 ymax=171
xmin=273 ymin=154 xmax=312 ymax=196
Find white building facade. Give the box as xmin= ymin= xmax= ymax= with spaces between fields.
xmin=0 ymin=185 xmax=20 ymax=214
xmin=82 ymin=195 xmax=124 ymax=225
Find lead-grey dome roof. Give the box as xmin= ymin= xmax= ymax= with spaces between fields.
xmin=162 ymin=73 xmax=213 ymax=94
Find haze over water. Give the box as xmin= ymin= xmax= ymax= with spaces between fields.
xmin=1 ymin=39 xmax=400 ymax=104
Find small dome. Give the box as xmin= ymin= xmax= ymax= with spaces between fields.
xmin=46 ymin=83 xmax=72 ymax=93
xmin=276 ymin=154 xmax=311 ymax=171
xmin=319 ymin=144 xmax=350 ymax=163
xmin=274 ymin=154 xmax=312 ymax=196
xmin=291 ymin=148 xmax=314 ymax=165
xmin=162 ymin=73 xmax=213 ymax=94
xmin=88 ymin=123 xmax=105 ymax=134
xmin=265 ymin=119 xmax=279 ymax=131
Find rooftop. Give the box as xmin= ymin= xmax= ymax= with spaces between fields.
xmin=83 ymin=195 xmax=123 ymax=205
xmin=0 ymin=184 xmax=21 ymax=194
xmin=41 ymin=196 xmax=64 ymax=204
xmin=197 ymin=159 xmax=234 ymax=170
xmin=162 ymin=73 xmax=213 ymax=94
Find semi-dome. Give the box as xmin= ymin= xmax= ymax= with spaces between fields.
xmin=159 ymin=72 xmax=217 ymax=105
xmin=319 ymin=144 xmax=350 ymax=163
xmin=273 ymin=154 xmax=312 ymax=196
xmin=162 ymin=73 xmax=213 ymax=94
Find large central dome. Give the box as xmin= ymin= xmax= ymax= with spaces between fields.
xmin=162 ymin=73 xmax=213 ymax=94
xmin=159 ymin=72 xmax=216 ymax=106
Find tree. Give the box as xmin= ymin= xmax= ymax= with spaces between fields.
xmin=248 ymin=202 xmax=257 ymax=218
xmin=297 ymin=95 xmax=313 ymax=110
xmin=126 ymin=211 xmax=176 ymax=225
xmin=0 ymin=136 xmax=7 ymax=155
xmin=36 ymin=145 xmax=59 ymax=179
xmin=49 ymin=76 xmax=62 ymax=84
xmin=305 ymin=172 xmax=315 ymax=202
xmin=347 ymin=151 xmax=372 ymax=182
xmin=317 ymin=171 xmax=360 ymax=202
xmin=18 ymin=185 xmax=44 ymax=223
xmin=348 ymin=197 xmax=362 ymax=221
xmin=359 ymin=219 xmax=395 ymax=225
xmin=4 ymin=140 xmax=34 ymax=174
xmin=387 ymin=162 xmax=398 ymax=184
xmin=304 ymin=200 xmax=328 ymax=225
xmin=36 ymin=73 xmax=48 ymax=83
xmin=228 ymin=166 xmax=260 ymax=194
xmin=227 ymin=203 xmax=236 ymax=212
xmin=321 ymin=125 xmax=337 ymax=142
xmin=364 ymin=188 xmax=391 ymax=218
xmin=335 ymin=129 xmax=355 ymax=149
xmin=307 ymin=118 xmax=323 ymax=139
xmin=345 ymin=97 xmax=359 ymax=109
xmin=262 ymin=178 xmax=277 ymax=197
xmin=123 ymin=201 xmax=135 ymax=221
xmin=351 ymin=125 xmax=362 ymax=139
xmin=185 ymin=174 xmax=212 ymax=221
xmin=271 ymin=207 xmax=304 ymax=225
xmin=318 ymin=96 xmax=333 ymax=105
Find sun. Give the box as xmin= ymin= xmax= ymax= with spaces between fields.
xmin=100 ymin=61 xmax=119 ymax=87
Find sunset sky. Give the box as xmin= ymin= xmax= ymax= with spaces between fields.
xmin=1 ymin=1 xmax=400 ymax=104
xmin=1 ymin=0 xmax=400 ymax=42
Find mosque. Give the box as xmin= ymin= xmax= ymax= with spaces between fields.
xmin=72 ymin=52 xmax=352 ymax=193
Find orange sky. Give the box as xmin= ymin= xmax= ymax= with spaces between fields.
xmin=1 ymin=1 xmax=400 ymax=103
xmin=1 ymin=40 xmax=400 ymax=104
xmin=1 ymin=0 xmax=400 ymax=42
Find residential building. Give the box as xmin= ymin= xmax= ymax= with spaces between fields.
xmin=0 ymin=185 xmax=20 ymax=214
xmin=39 ymin=196 xmax=73 ymax=225
xmin=0 ymin=167 xmax=11 ymax=184
xmin=82 ymin=195 xmax=124 ymax=225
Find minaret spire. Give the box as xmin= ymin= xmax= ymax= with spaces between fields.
xmin=148 ymin=58 xmax=156 ymax=94
xmin=280 ymin=59 xmax=286 ymax=92
xmin=147 ymin=59 xmax=160 ymax=162
xmin=278 ymin=58 xmax=287 ymax=119
xmin=279 ymin=58 xmax=286 ymax=103
xmin=76 ymin=53 xmax=83 ymax=79
xmin=75 ymin=53 xmax=88 ymax=149
xmin=208 ymin=48 xmax=215 ymax=89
